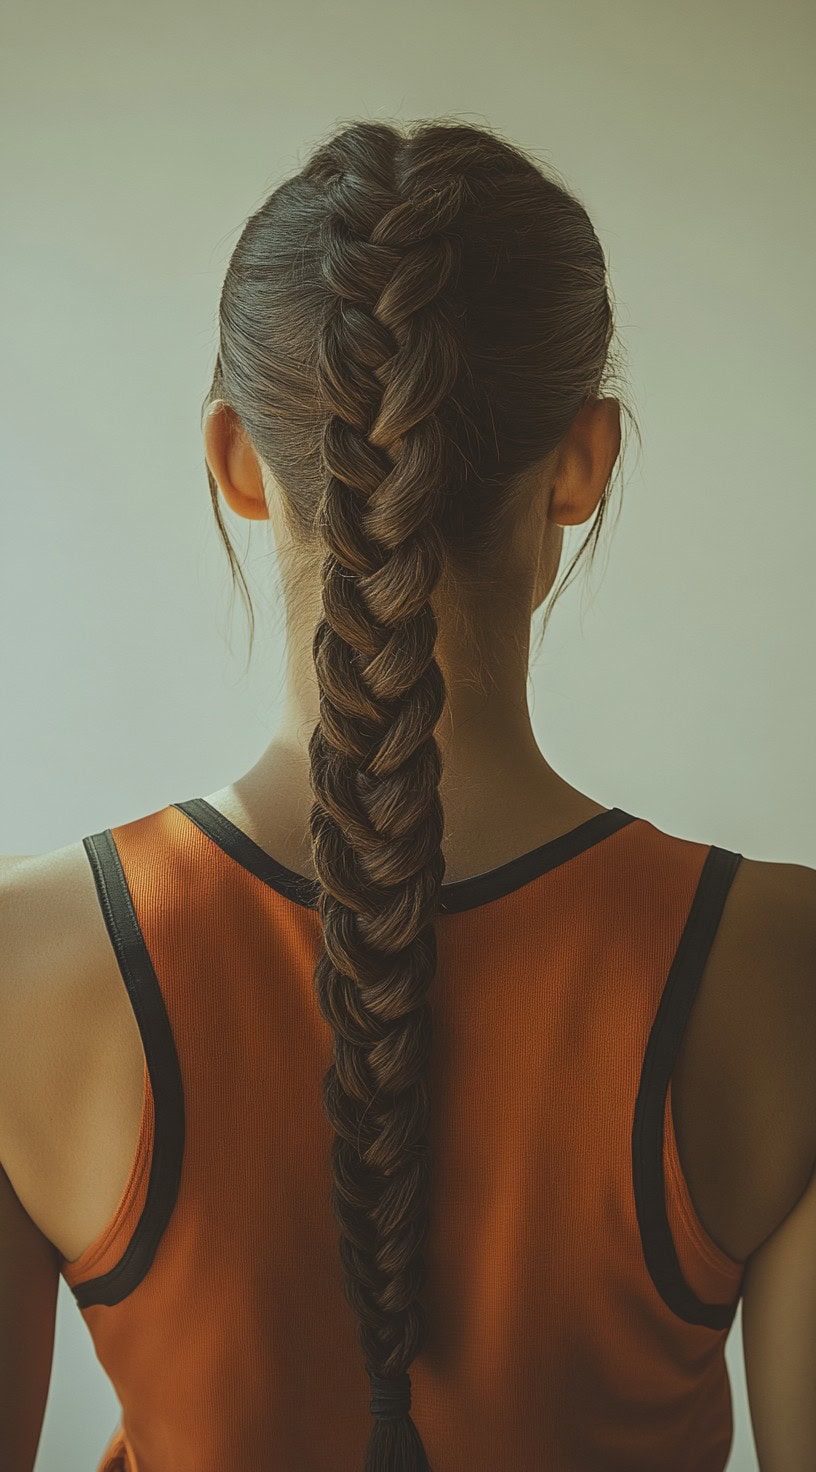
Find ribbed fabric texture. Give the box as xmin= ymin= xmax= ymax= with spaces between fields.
xmin=60 ymin=803 xmax=745 ymax=1472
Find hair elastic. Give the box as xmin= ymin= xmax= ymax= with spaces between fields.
xmin=368 ymin=1370 xmax=412 ymax=1420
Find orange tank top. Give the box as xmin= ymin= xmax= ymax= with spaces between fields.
xmin=59 ymin=798 xmax=746 ymax=1472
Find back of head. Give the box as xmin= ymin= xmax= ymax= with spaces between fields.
xmin=202 ymin=116 xmax=628 ymax=1472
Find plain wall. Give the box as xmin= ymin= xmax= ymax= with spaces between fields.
xmin=2 ymin=2 xmax=814 ymax=1469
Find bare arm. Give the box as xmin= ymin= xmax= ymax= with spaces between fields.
xmin=0 ymin=856 xmax=59 ymax=1471
xmin=0 ymin=1160 xmax=59 ymax=1472
xmin=741 ymin=861 xmax=816 ymax=1471
xmin=742 ymin=1156 xmax=816 ymax=1471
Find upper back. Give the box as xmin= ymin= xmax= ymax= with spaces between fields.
xmin=1 ymin=799 xmax=815 ymax=1472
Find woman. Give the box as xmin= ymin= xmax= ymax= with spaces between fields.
xmin=1 ymin=117 xmax=814 ymax=1472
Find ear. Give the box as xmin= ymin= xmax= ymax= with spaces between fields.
xmin=547 ymin=397 xmax=621 ymax=528
xmin=203 ymin=401 xmax=270 ymax=522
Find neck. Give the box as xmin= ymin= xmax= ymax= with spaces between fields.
xmin=280 ymin=575 xmax=559 ymax=789
xmin=224 ymin=594 xmax=601 ymax=883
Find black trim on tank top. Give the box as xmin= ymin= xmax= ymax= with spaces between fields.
xmin=172 ymin=797 xmax=638 ymax=913
xmin=632 ymin=843 xmax=744 ymax=1330
xmin=69 ymin=829 xmax=185 ymax=1310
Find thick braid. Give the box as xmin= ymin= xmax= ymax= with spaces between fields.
xmin=305 ymin=141 xmax=469 ymax=1472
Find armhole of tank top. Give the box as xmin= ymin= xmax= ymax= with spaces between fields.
xmin=63 ymin=828 xmax=185 ymax=1310
xmin=60 ymin=1048 xmax=152 ymax=1290
xmin=632 ymin=842 xmax=746 ymax=1332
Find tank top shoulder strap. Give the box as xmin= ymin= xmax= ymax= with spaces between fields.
xmin=64 ymin=805 xmax=190 ymax=1308
xmin=632 ymin=833 xmax=744 ymax=1329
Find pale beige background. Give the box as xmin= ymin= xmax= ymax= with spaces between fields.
xmin=2 ymin=1 xmax=814 ymax=1469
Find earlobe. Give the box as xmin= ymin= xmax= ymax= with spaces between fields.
xmin=222 ymin=483 xmax=271 ymax=523
xmin=547 ymin=477 xmax=590 ymax=528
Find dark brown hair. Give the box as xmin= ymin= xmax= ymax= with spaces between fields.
xmin=202 ymin=116 xmax=636 ymax=1471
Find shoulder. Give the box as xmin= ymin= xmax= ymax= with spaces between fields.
xmin=718 ymin=853 xmax=816 ymax=1170
xmin=722 ymin=852 xmax=816 ymax=993
xmin=632 ymin=831 xmax=816 ymax=1184
xmin=0 ymin=839 xmax=107 ymax=1007
xmin=0 ymin=804 xmax=190 ymax=1083
xmin=0 ymin=841 xmax=125 ymax=1159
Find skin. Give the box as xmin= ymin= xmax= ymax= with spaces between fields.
xmin=201 ymin=395 xmax=624 ymax=881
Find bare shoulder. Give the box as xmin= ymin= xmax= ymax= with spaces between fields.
xmin=724 ymin=851 xmax=816 ymax=1035
xmin=740 ymin=848 xmax=816 ymax=906
xmin=0 ymin=840 xmax=133 ymax=1205
xmin=720 ymin=852 xmax=816 ymax=1229
xmin=724 ymin=852 xmax=816 ymax=1154
xmin=0 ymin=840 xmax=115 ymax=1069
xmin=670 ymin=843 xmax=816 ymax=1263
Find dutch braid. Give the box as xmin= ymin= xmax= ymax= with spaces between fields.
xmin=304 ymin=137 xmax=470 ymax=1471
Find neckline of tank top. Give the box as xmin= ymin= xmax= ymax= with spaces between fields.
xmin=172 ymin=798 xmax=640 ymax=916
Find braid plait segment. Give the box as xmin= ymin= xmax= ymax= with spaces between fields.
xmin=305 ymin=137 xmax=468 ymax=1469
